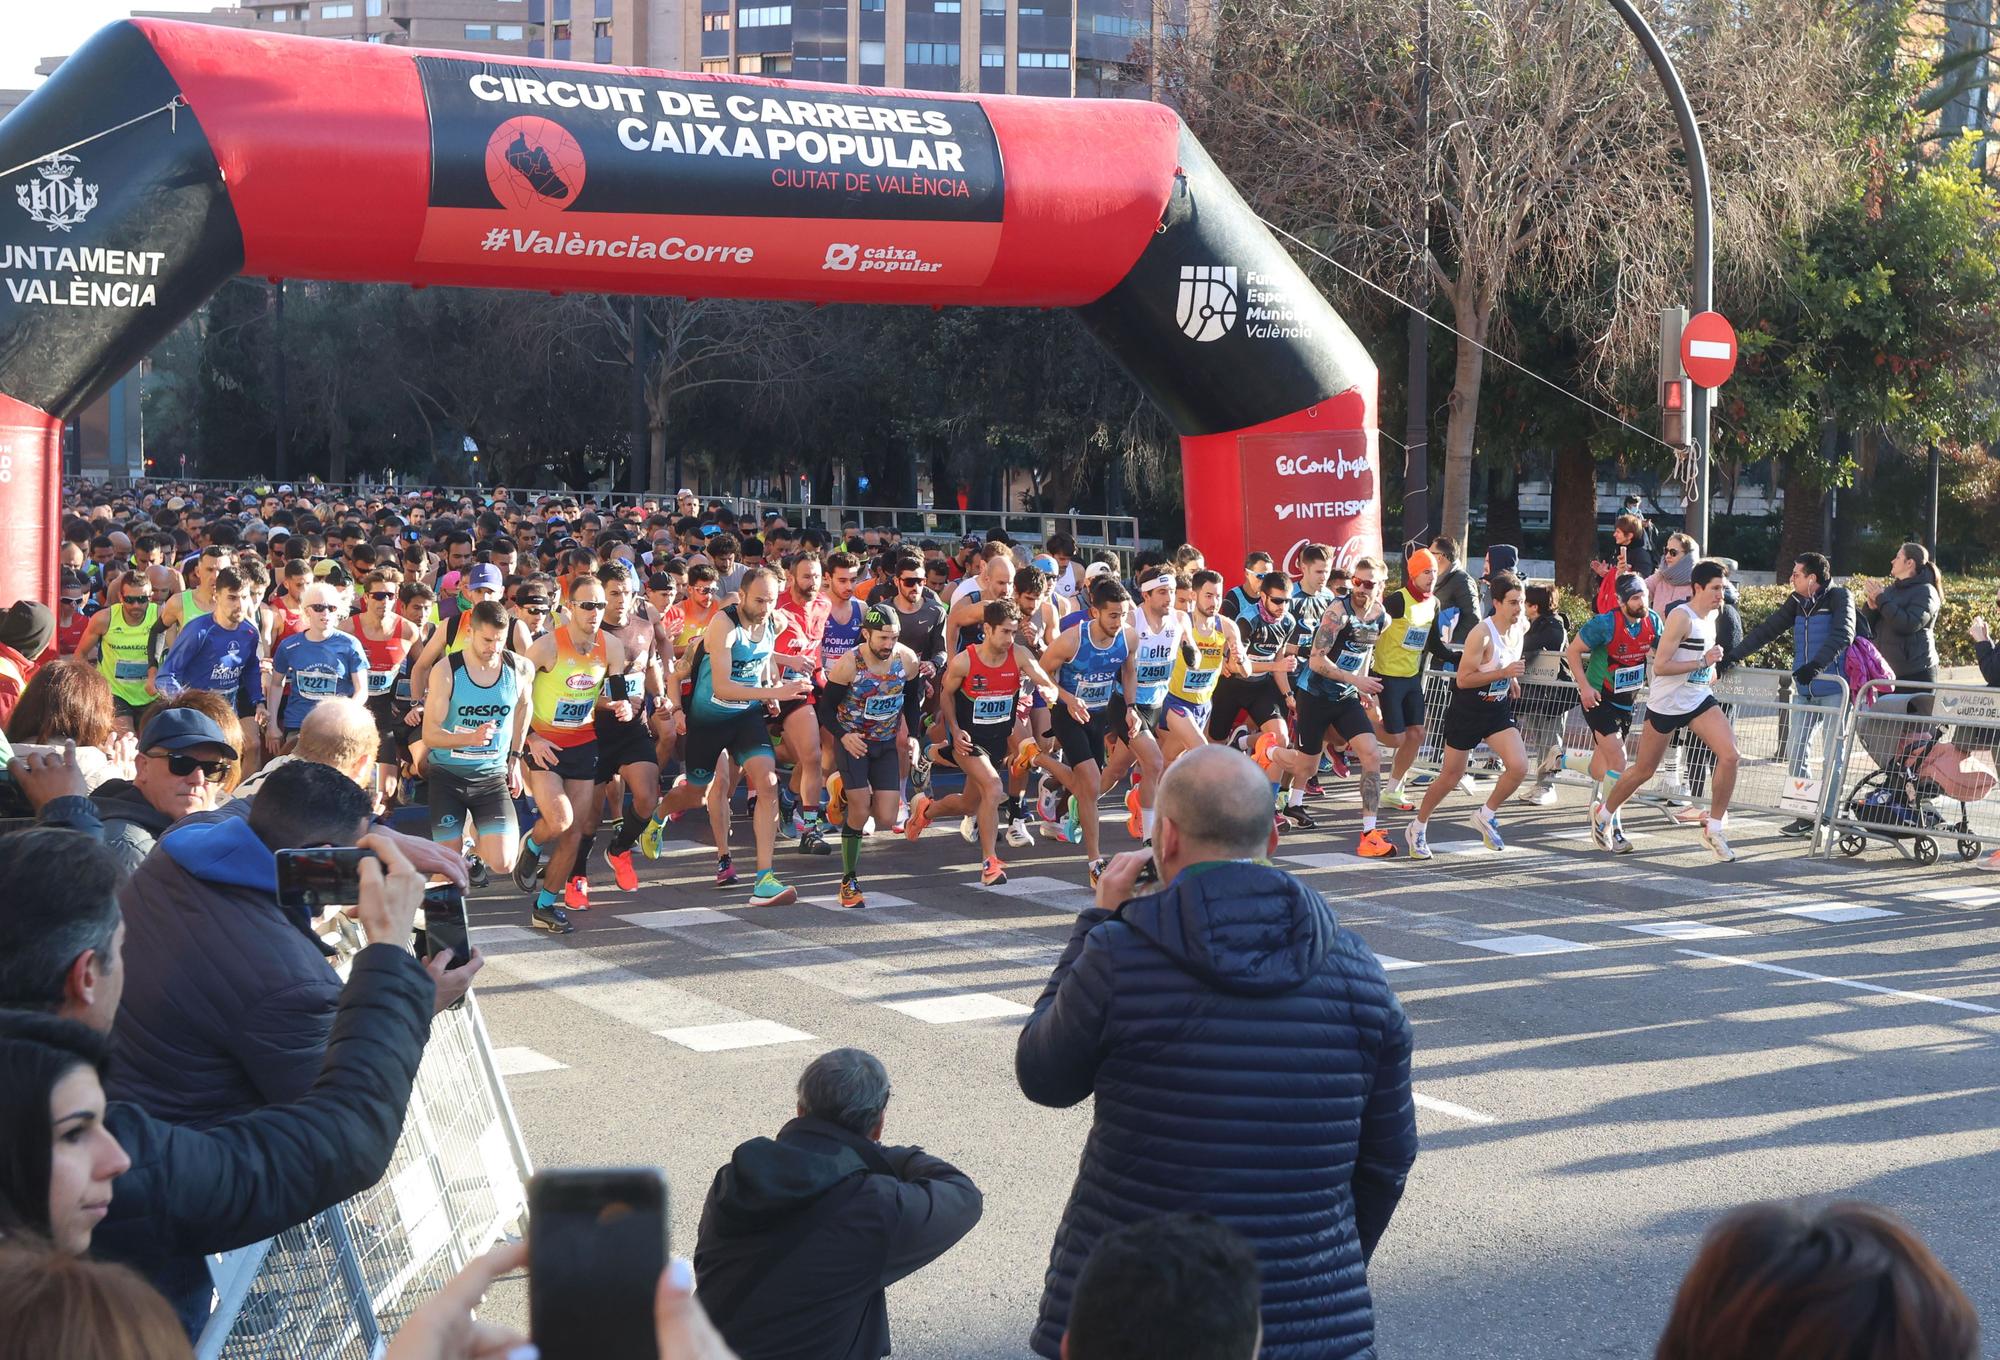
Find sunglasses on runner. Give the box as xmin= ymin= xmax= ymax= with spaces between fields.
xmin=1353 ymin=579 xmax=1377 ymax=591
xmin=368 ymin=590 xmax=395 ymax=601
xmin=152 ymin=752 xmax=233 ymax=780
xmin=306 ymin=603 xmax=340 ymax=614
xmin=571 ymin=600 xmax=607 ymax=612
xmin=125 ymin=594 xmax=154 ymax=604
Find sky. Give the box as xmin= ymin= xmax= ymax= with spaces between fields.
xmin=2 ymin=1 xmax=230 ymax=92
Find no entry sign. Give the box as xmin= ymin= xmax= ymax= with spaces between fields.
xmin=1680 ymin=311 xmax=1738 ymax=388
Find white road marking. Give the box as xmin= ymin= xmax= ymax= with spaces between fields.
xmin=1466 ymin=934 xmax=1595 ymax=957
xmin=1413 ymin=1092 xmax=1497 ymax=1124
xmin=1374 ymin=954 xmax=1425 ymax=971
xmin=1918 ymin=885 xmax=2000 ymax=908
xmin=1676 ymin=950 xmax=2000 ymax=1015
xmin=1622 ymin=921 xmax=1752 ymax=941
xmin=621 ymin=907 xmax=736 ymax=926
xmin=1773 ymin=904 xmax=1902 ymax=923
xmin=658 ymin=1020 xmax=817 ymax=1052
xmin=883 ymin=993 xmax=1033 ymax=1024
xmin=1280 ymin=852 xmax=1370 ymax=870
xmin=804 ymin=891 xmax=917 ymax=911
xmin=491 ymin=1045 xmax=568 ymax=1075
xmin=977 ymin=874 xmax=1091 ymax=900
xmin=476 ymin=925 xmax=773 ymax=1033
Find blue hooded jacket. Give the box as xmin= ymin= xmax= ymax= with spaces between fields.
xmin=1016 ymin=862 xmax=1417 ymax=1360
xmin=108 ymin=816 xmax=342 ymax=1129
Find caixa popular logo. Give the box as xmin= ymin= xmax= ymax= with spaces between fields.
xmin=1176 ymin=264 xmax=1238 ymax=342
xmin=15 ymin=152 xmax=99 ymax=234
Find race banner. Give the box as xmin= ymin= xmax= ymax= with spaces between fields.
xmin=414 ymin=57 xmax=1007 ymax=287
xmin=1237 ymin=430 xmax=1380 ymax=574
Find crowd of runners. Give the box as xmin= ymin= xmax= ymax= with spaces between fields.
xmin=32 ymin=481 xmax=1753 ymax=934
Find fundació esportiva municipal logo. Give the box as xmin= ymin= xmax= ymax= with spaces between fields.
xmin=1176 ymin=264 xmax=1238 ymax=342
xmin=484 ymin=116 xmax=587 ymax=213
xmin=15 ymin=152 xmax=99 ymax=233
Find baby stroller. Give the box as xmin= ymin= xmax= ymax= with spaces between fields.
xmin=1835 ymin=693 xmax=1996 ymax=865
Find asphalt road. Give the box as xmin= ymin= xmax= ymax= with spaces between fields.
xmin=462 ymin=781 xmax=2000 ymax=1358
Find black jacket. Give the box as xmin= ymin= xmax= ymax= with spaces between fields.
xmin=693 ymin=1115 xmax=981 ymax=1360
xmin=1978 ymin=638 xmax=2000 ymax=689
xmin=1727 ymin=585 xmax=1855 ymax=687
xmin=1864 ymin=576 xmax=1941 ymax=679
xmin=38 ymin=779 xmax=176 ymax=878
xmin=109 ymin=814 xmax=343 ymax=1128
xmin=94 ymin=945 xmax=435 ymax=1336
xmin=1522 ymin=612 xmax=1568 ymax=667
xmin=1433 ymin=566 xmax=1481 ymax=655
xmin=1016 ymin=862 xmax=1417 ymax=1360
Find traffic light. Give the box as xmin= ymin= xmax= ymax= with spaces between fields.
xmin=1662 ymin=377 xmax=1688 ymax=446
xmin=1659 ymin=306 xmax=1690 ymax=446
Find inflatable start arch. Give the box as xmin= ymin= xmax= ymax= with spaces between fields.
xmin=0 ymin=20 xmax=1378 ymax=601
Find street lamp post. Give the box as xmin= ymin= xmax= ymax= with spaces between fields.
xmin=1605 ymin=0 xmax=1714 ymax=549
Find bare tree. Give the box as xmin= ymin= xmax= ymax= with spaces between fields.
xmin=1165 ymin=0 xmax=1862 ymax=545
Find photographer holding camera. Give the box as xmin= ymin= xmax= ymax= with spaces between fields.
xmin=107 ymin=760 xmax=477 ymax=1135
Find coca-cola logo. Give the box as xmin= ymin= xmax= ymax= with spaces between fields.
xmin=1280 ymin=534 xmax=1371 ymax=576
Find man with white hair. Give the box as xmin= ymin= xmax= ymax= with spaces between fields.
xmin=266 ymin=582 xmax=370 ymax=755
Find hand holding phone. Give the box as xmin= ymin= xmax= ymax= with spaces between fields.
xmin=530 ymin=1169 xmax=670 ymax=1360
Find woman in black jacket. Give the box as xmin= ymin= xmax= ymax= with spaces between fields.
xmin=1861 ymin=543 xmax=1942 ymax=687
xmin=1973 ymin=602 xmax=2000 ymax=688
xmin=0 ymin=1013 xmax=130 ymax=1256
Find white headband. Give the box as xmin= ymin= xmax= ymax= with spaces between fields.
xmin=1143 ymin=574 xmax=1176 ymax=594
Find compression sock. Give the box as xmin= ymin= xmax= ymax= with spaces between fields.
xmin=1287 ymin=785 xmax=1305 ymax=808
xmin=841 ymin=825 xmax=863 ymax=876
xmin=609 ymin=818 xmax=643 ymax=855
xmin=523 ymin=833 xmax=542 ymax=859
xmin=1002 ymin=795 xmax=1022 ymax=821
xmin=573 ymin=834 xmax=595 ymax=877
xmin=535 ymin=888 xmax=561 ymax=909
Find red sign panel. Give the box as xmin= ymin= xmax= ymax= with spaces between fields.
xmin=1680 ymin=310 xmax=1738 ymax=388
xmin=1237 ymin=430 xmax=1380 ymax=576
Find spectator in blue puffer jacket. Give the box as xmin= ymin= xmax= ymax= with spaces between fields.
xmin=1725 ymin=551 xmax=1855 ymax=831
xmin=1016 ymin=745 xmax=1417 ymax=1360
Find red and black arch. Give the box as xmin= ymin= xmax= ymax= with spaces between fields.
xmin=0 ymin=19 xmax=1377 ymax=601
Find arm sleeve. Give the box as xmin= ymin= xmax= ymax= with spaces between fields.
xmin=92 ymin=945 xmax=435 ymax=1263
xmin=37 ymin=795 xmax=105 ymax=838
xmin=154 ymin=620 xmax=199 ymax=691
xmin=876 ymin=1149 xmax=984 ymax=1287
xmin=1352 ymin=991 xmax=1418 ymax=1260
xmin=231 ymin=973 xmax=345 ymax=1108
xmin=1015 ymin=909 xmax=1116 ymax=1108
xmin=1728 ymin=595 xmax=1793 ymax=663
xmin=817 ymin=680 xmax=850 ymax=733
xmin=1877 ymin=585 xmax=1938 ymax=635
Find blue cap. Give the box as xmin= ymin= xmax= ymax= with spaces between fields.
xmin=464 ymin=564 xmax=505 ymax=593
xmin=139 ymin=707 xmax=239 ymax=759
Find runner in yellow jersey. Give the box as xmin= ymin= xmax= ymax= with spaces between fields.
xmin=76 ymin=574 xmax=162 ymax=730
xmin=511 ymin=573 xmax=632 ymax=933
xmin=1373 ymin=548 xmax=1441 ymax=808
xmin=1155 ymin=568 xmax=1246 ymax=769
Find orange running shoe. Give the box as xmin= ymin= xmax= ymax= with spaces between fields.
xmin=608 ymin=848 xmax=638 ymax=892
xmin=980 ymin=856 xmax=1009 ymax=887
xmin=1008 ymin=739 xmax=1041 ymax=776
xmin=904 ymin=794 xmax=935 ymax=842
xmin=1357 ymin=829 xmax=1398 ymax=858
xmin=1251 ymin=731 xmax=1282 ymax=771
xmin=564 ymin=876 xmax=591 ymax=910
xmin=826 ymin=772 xmax=845 ymax=811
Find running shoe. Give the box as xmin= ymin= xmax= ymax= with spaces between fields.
xmin=608 ymin=848 xmax=638 ymax=892
xmin=1592 ymin=806 xmax=1615 ymax=850
xmin=1226 ymin=723 xmax=1251 ymax=752
xmin=838 ymin=874 xmax=866 ymax=909
xmin=826 ymin=772 xmax=845 ymax=811
xmin=1357 ymin=828 xmax=1397 ymax=858
xmin=1388 ymin=782 xmax=1418 ymax=811
xmin=1668 ymin=805 xmax=1707 ymax=827
xmin=1281 ymin=805 xmax=1318 ymax=830
xmin=778 ymin=789 xmax=803 ymax=838
xmin=1978 ymin=847 xmax=2000 ymax=872
xmin=1659 ymin=777 xmax=1694 ymax=802
xmin=959 ymin=814 xmax=978 ymax=843
xmin=1037 ymin=781 xmax=1065 ymax=824
xmin=466 ymin=854 xmax=490 ymax=890
xmin=511 ymin=839 xmax=544 ymax=892
xmin=1701 ymin=823 xmax=1736 ymax=863
xmin=753 ymin=869 xmax=799 ymax=906
xmin=797 ymin=821 xmax=833 ymax=856
xmin=1006 ymin=817 xmax=1037 ymax=849
xmin=1609 ymin=820 xmax=1635 ymax=855
xmin=1124 ymin=785 xmax=1142 ymax=818
xmin=1250 ymin=731 xmax=1282 ymax=771
xmin=1470 ymin=806 xmax=1505 ymax=852
xmin=1405 ymin=823 xmax=1432 ymax=862
xmin=531 ymin=903 xmax=574 ymax=934
xmin=714 ymin=854 xmax=738 ymax=887
xmin=1517 ymin=782 xmax=1558 ymax=807
xmin=1008 ymin=739 xmax=1041 ymax=776
xmin=1326 ymin=750 xmax=1352 ymax=779
xmin=564 ymin=876 xmax=591 ymax=911
xmin=910 ymin=753 xmax=933 ymax=797
xmin=1303 ymin=778 xmax=1325 ymax=798
xmin=905 ymin=794 xmax=935 ymax=841
xmin=1087 ymin=857 xmax=1108 ymax=888
xmin=981 ymin=856 xmax=1009 ymax=887
xmin=1779 ymin=817 xmax=1815 ymax=838
xmin=1127 ymin=801 xmax=1145 ymax=840
xmin=638 ymin=814 xmax=667 ymax=860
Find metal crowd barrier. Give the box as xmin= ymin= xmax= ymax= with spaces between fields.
xmin=1403 ymin=658 xmax=1850 ymax=830
xmin=1818 ymin=677 xmax=2000 ymax=866
xmin=195 ymin=995 xmax=533 ymax=1360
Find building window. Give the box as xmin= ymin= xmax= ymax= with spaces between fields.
xmin=738 ymin=5 xmax=792 ymax=24
xmin=1018 ymin=48 xmax=1068 ymax=65
xmin=594 ymin=18 xmax=611 ymax=35
xmin=906 ymin=40 xmax=958 ymax=63
xmin=1090 ymin=13 xmax=1148 ymax=35
xmin=702 ymin=12 xmax=731 ymax=28
xmin=980 ymin=43 xmax=1004 ymax=65
xmin=366 ymin=0 xmax=381 ymax=13
xmin=861 ymin=0 xmax=884 ymax=10
xmin=859 ymin=38 xmax=886 ymax=62
xmin=701 ymin=56 xmax=730 ymax=70
xmin=269 ymin=7 xmax=288 ymax=18
xmin=320 ymin=1 xmax=355 ymax=15
xmin=367 ymin=29 xmax=388 ymax=39
xmin=496 ymin=23 xmax=525 ymax=38
xmin=464 ymin=23 xmax=493 ymax=38
xmin=981 ymin=0 xmax=1004 ymax=11
xmin=1017 ymin=5 xmax=1041 ymax=13
xmin=553 ymin=19 xmax=571 ymax=36
xmin=934 ymin=0 xmax=960 ymax=10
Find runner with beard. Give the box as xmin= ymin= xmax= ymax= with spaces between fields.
xmin=638 ymin=566 xmax=813 ymax=904
xmin=1563 ymin=573 xmax=1662 ymax=854
xmin=512 ymin=573 xmax=632 ymax=920
xmin=579 ymin=563 xmax=671 ymax=897
xmin=1206 ymin=570 xmax=1299 ymax=754
xmin=1299 ymin=557 xmax=1399 ymax=857
xmin=347 ymin=567 xmax=420 ymax=807
xmin=1375 ymin=549 xmax=1441 ymax=810
xmin=772 ymin=552 xmax=834 ymax=855
xmin=1029 ymin=577 xmax=1139 ymax=885
xmin=886 ymin=549 xmax=948 ymax=817
xmin=820 ymin=606 xmax=919 ymax=908
xmin=908 ymin=598 xmax=1062 ymax=884
xmin=423 ymin=601 xmax=536 ymax=922
xmin=1153 ymin=568 xmax=1243 ymax=771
